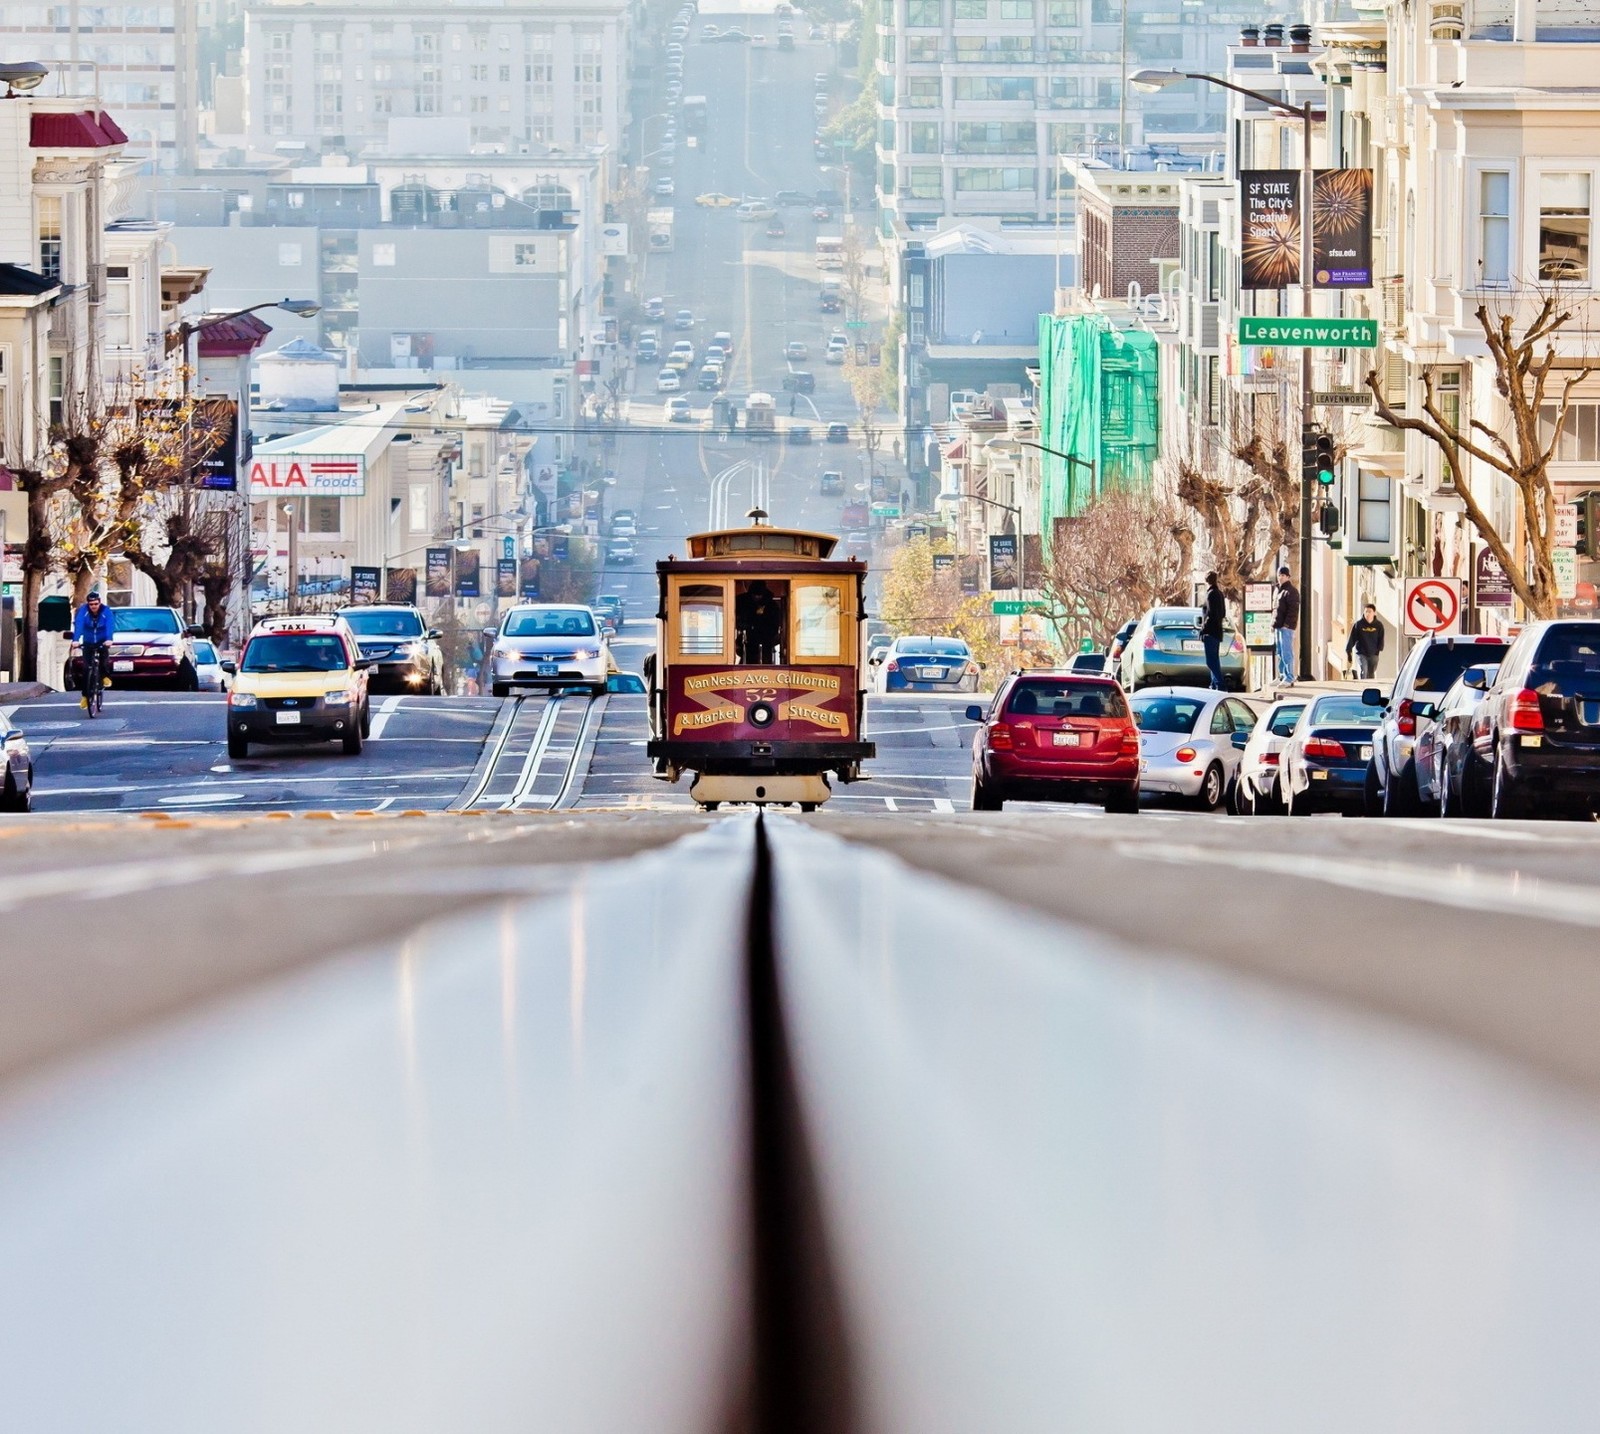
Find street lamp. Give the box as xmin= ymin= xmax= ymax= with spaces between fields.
xmin=171 ymin=297 xmax=321 ymax=395
xmin=1130 ymin=67 xmax=1317 ymax=679
xmin=0 ymin=61 xmax=48 ymax=97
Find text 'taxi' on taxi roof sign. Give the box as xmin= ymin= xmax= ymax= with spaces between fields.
xmin=1238 ymin=317 xmax=1379 ymax=348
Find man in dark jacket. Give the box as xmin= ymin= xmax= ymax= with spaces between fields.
xmin=1199 ymin=571 xmax=1227 ymax=689
xmin=1345 ymin=602 xmax=1385 ymax=679
xmin=1273 ymin=565 xmax=1300 ymax=685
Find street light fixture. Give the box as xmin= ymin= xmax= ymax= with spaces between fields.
xmin=1129 ymin=67 xmax=1318 ymax=680
xmin=0 ymin=61 xmax=48 ymax=96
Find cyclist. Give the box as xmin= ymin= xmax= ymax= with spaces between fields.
xmin=72 ymin=591 xmax=116 ymax=714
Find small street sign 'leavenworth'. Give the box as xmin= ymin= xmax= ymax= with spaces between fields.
xmin=1238 ymin=317 xmax=1379 ymax=348
xmin=1311 ymin=390 xmax=1374 ymax=407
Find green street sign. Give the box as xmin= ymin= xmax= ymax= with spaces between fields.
xmin=1078 ymin=637 xmax=1094 ymax=653
xmin=1238 ymin=317 xmax=1379 ymax=348
xmin=992 ymin=600 xmax=1046 ymax=615
xmin=845 ymin=320 xmax=870 ymax=329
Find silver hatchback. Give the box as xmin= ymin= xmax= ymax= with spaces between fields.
xmin=1131 ymin=686 xmax=1259 ymax=810
xmin=487 ymin=604 xmax=609 ymax=698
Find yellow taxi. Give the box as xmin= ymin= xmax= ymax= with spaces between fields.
xmin=222 ymin=615 xmax=372 ymax=759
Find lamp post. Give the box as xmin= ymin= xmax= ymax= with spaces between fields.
xmin=171 ymin=297 xmax=321 ymax=397
xmin=1130 ymin=68 xmax=1317 ymax=680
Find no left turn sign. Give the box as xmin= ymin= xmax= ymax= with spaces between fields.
xmin=1403 ymin=577 xmax=1463 ymax=637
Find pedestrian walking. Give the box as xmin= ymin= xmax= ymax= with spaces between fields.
xmin=1345 ymin=602 xmax=1385 ymax=680
xmin=1273 ymin=565 xmax=1300 ymax=686
xmin=1199 ymin=571 xmax=1227 ymax=690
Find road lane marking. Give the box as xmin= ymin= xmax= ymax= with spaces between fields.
xmin=158 ymin=793 xmax=246 ymax=806
xmin=368 ymin=695 xmax=404 ymax=739
xmin=1119 ymin=840 xmax=1600 ymax=930
xmin=41 ymin=771 xmax=470 ymax=796
xmin=932 ymin=799 xmax=955 ymax=813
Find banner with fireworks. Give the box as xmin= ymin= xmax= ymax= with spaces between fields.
xmin=1312 ymin=169 xmax=1373 ymax=288
xmin=1240 ymin=170 xmax=1301 ymax=290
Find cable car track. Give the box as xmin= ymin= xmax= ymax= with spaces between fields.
xmin=454 ymin=690 xmax=605 ymax=812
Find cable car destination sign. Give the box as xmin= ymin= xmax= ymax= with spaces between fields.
xmin=1238 ymin=317 xmax=1379 ymax=348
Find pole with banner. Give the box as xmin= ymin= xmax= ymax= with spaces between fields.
xmin=349 ymin=566 xmax=381 ymax=605
xmin=424 ymin=547 xmax=453 ymax=599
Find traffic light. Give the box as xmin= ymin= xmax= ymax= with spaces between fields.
xmin=1318 ymin=499 xmax=1341 ymax=537
xmin=1301 ymin=426 xmax=1321 ymax=486
xmin=1314 ymin=432 xmax=1337 ymax=486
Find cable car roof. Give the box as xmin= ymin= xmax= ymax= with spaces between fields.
xmin=685 ymin=515 xmax=839 ymax=560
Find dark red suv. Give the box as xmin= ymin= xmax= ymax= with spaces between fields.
xmin=967 ymin=673 xmax=1141 ymax=812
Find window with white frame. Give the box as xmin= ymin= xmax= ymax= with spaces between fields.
xmin=1537 ymin=401 xmax=1600 ymax=461
xmin=1478 ymin=169 xmax=1510 ymax=285
xmin=1538 ymin=171 xmax=1590 ymax=282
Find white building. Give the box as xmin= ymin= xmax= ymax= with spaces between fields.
xmin=243 ymin=0 xmax=632 ymax=159
xmin=0 ymin=3 xmax=198 ymax=172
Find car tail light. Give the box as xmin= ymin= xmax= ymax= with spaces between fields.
xmin=885 ymin=660 xmax=898 ymax=672
xmin=987 ymin=723 xmax=1014 ymax=751
xmin=1304 ymin=737 xmax=1347 ymax=759
xmin=1509 ymin=688 xmax=1545 ymax=732
xmin=1396 ymin=698 xmax=1416 ymax=737
xmin=1143 ymin=630 xmax=1157 ymax=648
xmin=1175 ymin=745 xmax=1197 ymax=763
xmin=1118 ymin=725 xmax=1140 ymax=753
xmin=1262 ymin=751 xmax=1280 ymax=765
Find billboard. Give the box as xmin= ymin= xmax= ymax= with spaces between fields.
xmin=424 ymin=547 xmax=453 ymax=598
xmin=1312 ymin=169 xmax=1374 ymax=289
xmin=350 ymin=565 xmax=381 ymax=605
xmin=1240 ymin=170 xmax=1301 ymax=290
xmin=988 ymin=534 xmax=1019 ymax=591
xmin=136 ymin=397 xmax=240 ymax=490
xmin=248 ymin=454 xmax=366 ymax=497
xmin=1241 ymin=169 xmax=1374 ymax=290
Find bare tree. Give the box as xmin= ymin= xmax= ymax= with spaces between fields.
xmin=1043 ymin=489 xmax=1193 ymax=648
xmin=845 ymin=361 xmax=888 ymax=479
xmin=1365 ymin=293 xmax=1598 ymax=618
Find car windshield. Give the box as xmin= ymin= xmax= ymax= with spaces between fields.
xmin=1152 ymin=608 xmax=1201 ymax=629
xmin=192 ymin=641 xmax=218 ymax=663
xmin=1414 ymin=640 xmax=1508 ymax=690
xmin=504 ymin=609 xmax=597 ymax=638
xmin=897 ymin=639 xmax=969 ymax=657
xmin=1132 ymin=695 xmax=1204 ymax=733
xmin=1311 ymin=696 xmax=1383 ymax=726
xmin=340 ymin=610 xmax=424 ymax=638
xmin=242 ymin=634 xmax=349 ymax=672
xmin=1007 ymin=680 xmax=1127 ymax=719
xmin=113 ymin=608 xmax=182 ymax=634
xmin=1268 ymin=704 xmax=1306 ymax=736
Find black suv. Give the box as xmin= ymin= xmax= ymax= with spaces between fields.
xmin=781 ymin=370 xmax=815 ymax=393
xmin=1466 ymin=620 xmax=1600 ymax=818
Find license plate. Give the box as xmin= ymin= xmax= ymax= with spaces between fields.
xmin=1052 ymin=731 xmax=1082 ymax=747
xmin=276 ymin=710 xmax=302 ymax=725
xmin=536 ymin=664 xmax=559 ymax=677
xmin=112 ymin=660 xmax=134 ymax=673
xmin=1182 ymin=639 xmax=1204 ymax=653
xmin=920 ymin=667 xmax=944 ymax=680
xmin=1360 ymin=745 xmax=1373 ymax=761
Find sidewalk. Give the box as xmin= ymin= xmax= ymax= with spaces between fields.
xmin=0 ymin=683 xmax=51 ymax=704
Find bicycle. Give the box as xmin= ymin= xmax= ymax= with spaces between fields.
xmin=80 ymin=642 xmax=107 ymax=718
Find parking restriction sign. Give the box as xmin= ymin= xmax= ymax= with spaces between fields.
xmin=1403 ymin=577 xmax=1463 ymax=636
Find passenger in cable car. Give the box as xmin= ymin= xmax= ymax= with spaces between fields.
xmin=735 ymin=580 xmax=785 ymax=664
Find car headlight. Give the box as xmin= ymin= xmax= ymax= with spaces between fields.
xmin=573 ymin=648 xmax=599 ymax=661
xmin=399 ymin=642 xmax=426 ymax=658
xmin=323 ymin=689 xmax=354 ymax=706
xmin=494 ymin=644 xmax=517 ymax=660
xmin=229 ymin=692 xmax=259 ymax=709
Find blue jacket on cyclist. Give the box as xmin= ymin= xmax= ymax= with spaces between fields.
xmin=72 ymin=594 xmax=117 ymax=645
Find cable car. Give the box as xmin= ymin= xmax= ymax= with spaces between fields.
xmin=646 ymin=510 xmax=874 ymax=809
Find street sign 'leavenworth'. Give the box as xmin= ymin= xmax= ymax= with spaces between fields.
xmin=1238 ymin=317 xmax=1379 ymax=348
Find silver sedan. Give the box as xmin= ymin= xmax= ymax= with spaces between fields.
xmin=487 ymin=604 xmax=610 ymax=698
xmin=1130 ymin=686 xmax=1260 ymax=810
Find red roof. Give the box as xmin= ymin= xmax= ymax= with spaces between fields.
xmin=196 ymin=312 xmax=274 ymax=358
xmin=30 ymin=110 xmax=128 ymax=150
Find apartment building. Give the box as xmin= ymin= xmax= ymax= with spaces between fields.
xmin=873 ymin=0 xmax=1265 ymax=229
xmin=0 ymin=3 xmax=198 ymax=172
xmin=243 ymin=0 xmax=631 ymax=158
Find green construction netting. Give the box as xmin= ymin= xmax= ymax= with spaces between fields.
xmin=1037 ymin=313 xmax=1161 ymax=551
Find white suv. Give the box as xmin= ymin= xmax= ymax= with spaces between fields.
xmin=1361 ymin=632 xmax=1510 ymax=814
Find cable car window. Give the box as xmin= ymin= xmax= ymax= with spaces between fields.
xmin=679 ymin=584 xmax=726 ymax=656
xmin=792 ymin=582 xmax=843 ymax=658
xmin=735 ymin=580 xmax=787 ymax=663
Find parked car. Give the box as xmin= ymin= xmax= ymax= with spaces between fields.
xmin=819 ymin=470 xmax=844 ymax=495
xmin=824 ymin=337 xmax=848 ymax=364
xmin=0 ymin=723 xmax=34 ymax=811
xmin=781 ymin=370 xmax=815 ymax=393
xmin=1235 ymin=697 xmax=1307 ymax=815
xmin=1117 ymin=606 xmax=1245 ymax=692
xmin=1462 ymin=619 xmax=1600 ymax=819
xmin=1107 ymin=619 xmax=1139 ymax=666
xmin=334 ymin=604 xmax=445 ymax=695
xmin=486 ymin=604 xmax=610 ymax=698
xmin=1281 ymin=691 xmax=1385 ymax=816
xmin=593 ymin=595 xmax=626 ymax=633
xmin=1418 ymin=664 xmax=1500 ymax=816
xmin=189 ymin=638 xmax=231 ymax=692
xmin=872 ymin=635 xmax=981 ymax=693
xmin=1067 ymin=652 xmax=1107 ymax=674
xmin=1362 ymin=633 xmax=1510 ymax=814
xmin=867 ymin=633 xmax=894 ymax=665
xmin=1130 ymin=687 xmax=1257 ymax=810
xmin=65 ymin=605 xmax=203 ymax=692
xmin=967 ymin=673 xmax=1141 ymax=813
xmin=775 ymin=190 xmax=810 ymax=207
xmin=784 ymin=340 xmax=810 ymax=362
